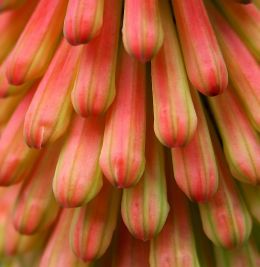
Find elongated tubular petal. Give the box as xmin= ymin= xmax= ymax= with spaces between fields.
xmin=199 ymin=125 xmax=252 ymax=249
xmin=39 ymin=209 xmax=90 ymax=267
xmin=151 ymin=0 xmax=197 ymax=148
xmin=0 ymin=57 xmax=33 ymax=97
xmin=0 ymin=0 xmax=38 ymax=63
xmin=150 ymin=180 xmax=200 ymax=267
xmin=112 ymin=221 xmax=150 ymax=267
xmin=171 ymin=89 xmax=218 ymax=202
xmin=53 ymin=115 xmax=104 ymax=207
xmin=122 ymin=0 xmax=163 ymax=62
xmin=64 ymin=0 xmax=104 ymax=45
xmin=24 ymin=39 xmax=82 ymax=149
xmin=215 ymin=241 xmax=260 ymax=267
xmin=121 ymin=119 xmax=169 ymax=241
xmin=213 ymin=0 xmax=260 ymax=61
xmin=12 ymin=141 xmax=62 ymax=235
xmin=208 ymin=87 xmax=260 ymax=185
xmin=0 ymin=0 xmax=26 ymax=10
xmin=239 ymin=183 xmax=260 ymax=224
xmin=70 ymin=180 xmax=121 ymax=262
xmin=99 ymin=46 xmax=146 ymax=188
xmin=0 ymin=87 xmax=40 ymax=186
xmin=4 ymin=206 xmax=47 ymax=256
xmin=71 ymin=0 xmax=122 ymax=117
xmin=0 ymin=185 xmax=20 ymax=254
xmin=5 ymin=0 xmax=68 ymax=85
xmin=206 ymin=1 xmax=260 ymax=132
xmin=171 ymin=0 xmax=228 ymax=96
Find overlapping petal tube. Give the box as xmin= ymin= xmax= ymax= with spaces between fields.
xmin=213 ymin=0 xmax=260 ymax=61
xmin=24 ymin=39 xmax=82 ymax=149
xmin=171 ymin=89 xmax=218 ymax=202
xmin=5 ymin=0 xmax=68 ymax=85
xmin=171 ymin=0 xmax=228 ymax=96
xmin=12 ymin=141 xmax=61 ymax=235
xmin=208 ymin=87 xmax=260 ymax=185
xmin=199 ymin=126 xmax=252 ymax=248
xmin=100 ymin=46 xmax=146 ymax=188
xmin=64 ymin=0 xmax=104 ymax=45
xmin=0 ymin=0 xmax=37 ymax=63
xmin=53 ymin=115 xmax=104 ymax=207
xmin=39 ymin=209 xmax=88 ymax=267
xmin=122 ymin=0 xmax=163 ymax=62
xmin=70 ymin=180 xmax=121 ymax=262
xmin=71 ymin=0 xmax=122 ymax=116
xmin=112 ymin=221 xmax=150 ymax=267
xmin=0 ymin=87 xmax=40 ymax=186
xmin=206 ymin=1 xmax=260 ymax=132
xmin=150 ymin=180 xmax=200 ymax=267
xmin=151 ymin=0 xmax=197 ymax=148
xmin=121 ymin=117 xmax=169 ymax=241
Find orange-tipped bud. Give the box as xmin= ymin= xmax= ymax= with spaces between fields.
xmin=214 ymin=0 xmax=260 ymax=61
xmin=64 ymin=0 xmax=104 ymax=45
xmin=171 ymin=89 xmax=219 ymax=202
xmin=121 ymin=122 xmax=169 ymax=241
xmin=199 ymin=126 xmax=252 ymax=249
xmin=151 ymin=0 xmax=197 ymax=147
xmin=0 ymin=0 xmax=38 ymax=63
xmin=208 ymin=87 xmax=260 ymax=185
xmin=39 ymin=209 xmax=89 ymax=267
xmin=206 ymin=1 xmax=260 ymax=132
xmin=53 ymin=115 xmax=104 ymax=207
xmin=0 ymin=87 xmax=40 ymax=186
xmin=122 ymin=0 xmax=163 ymax=62
xmin=5 ymin=0 xmax=68 ymax=85
xmin=99 ymin=46 xmax=146 ymax=188
xmin=12 ymin=141 xmax=61 ymax=235
xmin=71 ymin=0 xmax=122 ymax=117
xmin=24 ymin=39 xmax=82 ymax=149
xmin=150 ymin=181 xmax=200 ymax=267
xmin=112 ymin=221 xmax=150 ymax=267
xmin=70 ymin=180 xmax=121 ymax=262
xmin=172 ymin=0 xmax=228 ymax=96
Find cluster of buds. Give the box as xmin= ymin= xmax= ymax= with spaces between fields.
xmin=0 ymin=0 xmax=259 ymax=266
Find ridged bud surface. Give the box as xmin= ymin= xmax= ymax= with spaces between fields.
xmin=100 ymin=46 xmax=146 ymax=188
xmin=6 ymin=0 xmax=68 ymax=85
xmin=199 ymin=127 xmax=252 ymax=248
xmin=70 ymin=180 xmax=121 ymax=262
xmin=64 ymin=0 xmax=104 ymax=45
xmin=172 ymin=0 xmax=228 ymax=96
xmin=53 ymin=115 xmax=104 ymax=207
xmin=122 ymin=0 xmax=163 ymax=62
xmin=71 ymin=0 xmax=122 ymax=116
xmin=24 ymin=40 xmax=82 ymax=149
xmin=171 ymin=89 xmax=218 ymax=202
xmin=151 ymin=0 xmax=197 ymax=148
